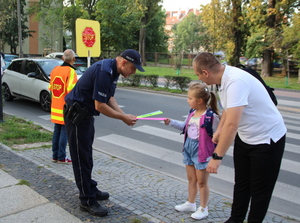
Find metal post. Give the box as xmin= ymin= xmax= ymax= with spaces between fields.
xmin=0 ymin=56 xmax=3 ymax=122
xmin=17 ymin=0 xmax=23 ymax=58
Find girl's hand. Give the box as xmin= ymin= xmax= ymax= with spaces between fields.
xmin=164 ymin=118 xmax=170 ymax=125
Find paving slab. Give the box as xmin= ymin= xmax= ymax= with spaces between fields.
xmin=0 ymin=185 xmax=48 ymax=217
xmin=0 ymin=170 xmax=19 ymax=188
xmin=0 ymin=203 xmax=82 ymax=223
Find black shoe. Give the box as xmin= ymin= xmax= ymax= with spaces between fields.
xmin=224 ymin=218 xmax=243 ymax=223
xmin=95 ymin=190 xmax=110 ymax=200
xmin=80 ymin=203 xmax=108 ymax=217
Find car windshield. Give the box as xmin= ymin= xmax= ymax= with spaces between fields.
xmin=4 ymin=55 xmax=18 ymax=62
xmin=37 ymin=60 xmax=61 ymax=76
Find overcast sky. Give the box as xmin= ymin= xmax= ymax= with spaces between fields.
xmin=161 ymin=0 xmax=211 ymax=11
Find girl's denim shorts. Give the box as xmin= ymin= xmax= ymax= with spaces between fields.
xmin=182 ymin=137 xmax=209 ymax=170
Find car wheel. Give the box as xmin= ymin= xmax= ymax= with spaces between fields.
xmin=2 ymin=83 xmax=14 ymax=101
xmin=40 ymin=91 xmax=51 ymax=112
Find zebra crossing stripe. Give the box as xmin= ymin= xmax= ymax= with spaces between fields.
xmin=97 ymin=132 xmax=300 ymax=205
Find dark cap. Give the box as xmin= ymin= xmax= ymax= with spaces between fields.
xmin=120 ymin=49 xmax=145 ymax=72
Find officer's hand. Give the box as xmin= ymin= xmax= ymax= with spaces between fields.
xmin=122 ymin=114 xmax=137 ymax=126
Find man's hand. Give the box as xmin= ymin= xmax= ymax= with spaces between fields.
xmin=122 ymin=114 xmax=137 ymax=126
xmin=206 ymin=159 xmax=222 ymax=174
xmin=212 ymin=131 xmax=220 ymax=144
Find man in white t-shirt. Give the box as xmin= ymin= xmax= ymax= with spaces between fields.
xmin=193 ymin=52 xmax=286 ymax=223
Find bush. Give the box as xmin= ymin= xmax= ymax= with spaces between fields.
xmin=144 ymin=75 xmax=159 ymax=87
xmin=171 ymin=76 xmax=192 ymax=91
xmin=124 ymin=74 xmax=145 ymax=86
xmin=164 ymin=76 xmax=173 ymax=89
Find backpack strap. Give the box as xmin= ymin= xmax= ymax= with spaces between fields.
xmin=181 ymin=109 xmax=195 ymax=135
xmin=200 ymin=108 xmax=214 ymax=137
xmin=236 ymin=64 xmax=278 ymax=106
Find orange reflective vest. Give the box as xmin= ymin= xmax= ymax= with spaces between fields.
xmin=49 ymin=65 xmax=78 ymax=124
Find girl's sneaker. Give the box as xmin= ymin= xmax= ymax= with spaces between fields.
xmin=191 ymin=206 xmax=208 ymax=220
xmin=175 ymin=201 xmax=196 ymax=212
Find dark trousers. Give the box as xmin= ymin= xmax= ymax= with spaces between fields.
xmin=230 ymin=134 xmax=286 ymax=223
xmin=64 ymin=113 xmax=98 ymax=205
xmin=52 ymin=123 xmax=67 ymax=160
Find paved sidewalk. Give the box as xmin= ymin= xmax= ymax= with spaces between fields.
xmin=0 ymin=142 xmax=299 ymax=223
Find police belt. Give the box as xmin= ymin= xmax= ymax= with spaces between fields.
xmin=64 ymin=102 xmax=90 ymax=125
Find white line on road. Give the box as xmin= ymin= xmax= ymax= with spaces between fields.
xmin=97 ymin=133 xmax=300 ymax=205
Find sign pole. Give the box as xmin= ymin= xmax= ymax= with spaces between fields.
xmin=88 ymin=50 xmax=91 ymax=68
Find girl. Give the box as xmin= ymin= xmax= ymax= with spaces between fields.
xmin=164 ymin=82 xmax=220 ymax=220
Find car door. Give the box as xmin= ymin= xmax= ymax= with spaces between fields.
xmin=20 ymin=60 xmax=41 ymax=101
xmin=2 ymin=60 xmax=23 ymax=95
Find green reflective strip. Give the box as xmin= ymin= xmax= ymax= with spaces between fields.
xmin=67 ymin=69 xmax=76 ymax=92
xmin=51 ymin=115 xmax=64 ymax=122
xmin=51 ymin=108 xmax=63 ymax=114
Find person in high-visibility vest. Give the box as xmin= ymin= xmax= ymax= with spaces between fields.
xmin=49 ymin=49 xmax=78 ymax=164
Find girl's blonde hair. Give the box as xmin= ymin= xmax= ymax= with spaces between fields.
xmin=188 ymin=82 xmax=219 ymax=116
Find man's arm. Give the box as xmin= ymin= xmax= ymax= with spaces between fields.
xmin=206 ymin=105 xmax=244 ymax=174
xmin=94 ymin=100 xmax=137 ymax=126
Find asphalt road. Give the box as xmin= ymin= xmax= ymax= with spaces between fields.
xmin=2 ymin=87 xmax=300 ymax=221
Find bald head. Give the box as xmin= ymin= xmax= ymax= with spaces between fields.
xmin=62 ymin=49 xmax=76 ymax=64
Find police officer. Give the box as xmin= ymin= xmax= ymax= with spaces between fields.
xmin=64 ymin=49 xmax=144 ymax=217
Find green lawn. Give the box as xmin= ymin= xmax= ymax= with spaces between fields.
xmin=138 ymin=65 xmax=300 ymax=90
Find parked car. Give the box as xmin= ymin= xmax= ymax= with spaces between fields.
xmin=3 ymin=54 xmax=19 ymax=70
xmin=2 ymin=58 xmax=62 ymax=112
xmin=45 ymin=52 xmax=94 ymax=75
xmin=245 ymin=58 xmax=262 ymax=67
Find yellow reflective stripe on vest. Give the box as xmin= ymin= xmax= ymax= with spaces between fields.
xmin=51 ymin=108 xmax=63 ymax=114
xmin=67 ymin=68 xmax=76 ymax=92
xmin=51 ymin=115 xmax=64 ymax=122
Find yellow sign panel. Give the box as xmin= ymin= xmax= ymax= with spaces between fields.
xmin=76 ymin=19 xmax=101 ymax=57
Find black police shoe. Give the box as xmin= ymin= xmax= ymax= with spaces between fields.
xmin=80 ymin=202 xmax=108 ymax=217
xmin=95 ymin=190 xmax=110 ymax=200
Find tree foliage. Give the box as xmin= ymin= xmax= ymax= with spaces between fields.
xmin=243 ymin=0 xmax=299 ymax=76
xmin=29 ymin=0 xmax=64 ymax=50
xmin=94 ymin=0 xmax=143 ymax=52
xmin=135 ymin=0 xmax=162 ymax=65
xmin=0 ymin=0 xmax=32 ymax=54
xmin=283 ymin=12 xmax=300 ymax=60
xmin=145 ymin=10 xmax=169 ymax=53
xmin=173 ymin=13 xmax=202 ymax=53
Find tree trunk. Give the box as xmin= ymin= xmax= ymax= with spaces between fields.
xmin=230 ymin=0 xmax=242 ymax=66
xmin=139 ymin=19 xmax=147 ymax=66
xmin=261 ymin=0 xmax=276 ymax=77
xmin=261 ymin=49 xmax=273 ymax=77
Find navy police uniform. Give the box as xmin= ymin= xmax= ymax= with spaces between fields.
xmin=64 ymin=58 xmax=119 ymax=207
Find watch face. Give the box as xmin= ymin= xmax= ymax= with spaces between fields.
xmin=212 ymin=153 xmax=222 ymax=160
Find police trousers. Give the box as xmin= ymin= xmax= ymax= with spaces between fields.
xmin=64 ymin=111 xmax=99 ymax=205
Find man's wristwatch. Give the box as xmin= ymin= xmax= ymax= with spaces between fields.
xmin=212 ymin=152 xmax=223 ymax=160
